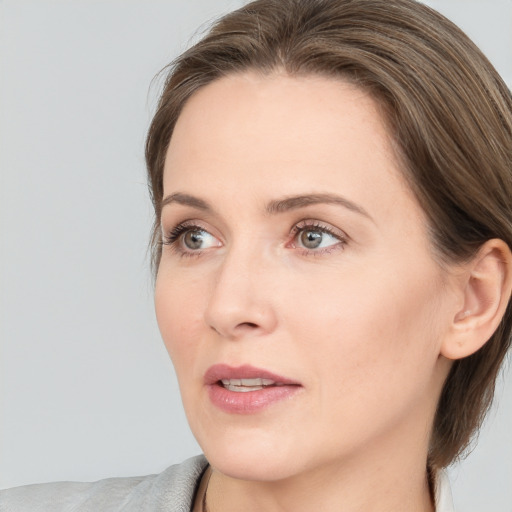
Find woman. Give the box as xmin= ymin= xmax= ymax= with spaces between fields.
xmin=2 ymin=0 xmax=511 ymax=510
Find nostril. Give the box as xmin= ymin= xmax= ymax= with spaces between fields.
xmin=239 ymin=322 xmax=258 ymax=329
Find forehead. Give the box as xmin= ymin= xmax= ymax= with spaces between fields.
xmin=167 ymin=71 xmax=394 ymax=163
xmin=163 ymin=71 xmax=420 ymax=226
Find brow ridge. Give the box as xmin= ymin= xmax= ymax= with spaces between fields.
xmin=161 ymin=192 xmax=372 ymax=221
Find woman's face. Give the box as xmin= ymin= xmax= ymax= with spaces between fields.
xmin=155 ymin=72 xmax=455 ymax=481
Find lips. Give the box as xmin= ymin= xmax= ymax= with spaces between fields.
xmin=204 ymin=364 xmax=302 ymax=414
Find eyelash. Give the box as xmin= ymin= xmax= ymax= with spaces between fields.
xmin=161 ymin=221 xmax=209 ymax=259
xmin=161 ymin=220 xmax=347 ymax=258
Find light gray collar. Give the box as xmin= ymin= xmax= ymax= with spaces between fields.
xmin=434 ymin=470 xmax=456 ymax=512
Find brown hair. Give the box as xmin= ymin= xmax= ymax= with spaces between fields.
xmin=145 ymin=0 xmax=512 ymax=468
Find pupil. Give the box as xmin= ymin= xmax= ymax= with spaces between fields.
xmin=184 ymin=230 xmax=203 ymax=250
xmin=301 ymin=230 xmax=322 ymax=249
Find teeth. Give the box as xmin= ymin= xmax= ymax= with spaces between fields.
xmin=221 ymin=378 xmax=275 ymax=391
xmin=226 ymin=384 xmax=263 ymax=392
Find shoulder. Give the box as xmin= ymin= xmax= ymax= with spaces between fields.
xmin=0 ymin=455 xmax=208 ymax=512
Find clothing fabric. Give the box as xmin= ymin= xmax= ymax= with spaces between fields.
xmin=434 ymin=470 xmax=456 ymax=512
xmin=0 ymin=454 xmax=455 ymax=511
xmin=0 ymin=456 xmax=208 ymax=512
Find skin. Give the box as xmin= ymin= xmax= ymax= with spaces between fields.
xmin=154 ymin=72 xmax=462 ymax=512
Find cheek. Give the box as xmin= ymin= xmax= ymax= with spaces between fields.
xmin=287 ymin=261 xmax=446 ymax=392
xmin=154 ymin=270 xmax=206 ymax=368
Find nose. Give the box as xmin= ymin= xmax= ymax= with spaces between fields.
xmin=204 ymin=247 xmax=278 ymax=340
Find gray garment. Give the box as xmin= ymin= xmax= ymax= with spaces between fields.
xmin=0 ymin=455 xmax=455 ymax=511
xmin=0 ymin=455 xmax=208 ymax=512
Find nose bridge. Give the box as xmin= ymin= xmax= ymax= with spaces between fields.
xmin=204 ymin=237 xmax=277 ymax=338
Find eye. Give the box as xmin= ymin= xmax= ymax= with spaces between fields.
xmin=297 ymin=228 xmax=338 ymax=249
xmin=162 ymin=222 xmax=222 ymax=255
xmin=290 ymin=221 xmax=346 ymax=253
xmin=182 ymin=229 xmax=217 ymax=250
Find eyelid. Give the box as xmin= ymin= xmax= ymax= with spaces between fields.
xmin=290 ymin=219 xmax=347 ymax=240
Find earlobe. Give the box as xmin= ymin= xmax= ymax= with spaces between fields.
xmin=441 ymin=239 xmax=512 ymax=360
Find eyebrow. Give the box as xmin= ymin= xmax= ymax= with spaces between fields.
xmin=161 ymin=192 xmax=211 ymax=211
xmin=266 ymin=193 xmax=372 ymax=219
xmin=161 ymin=192 xmax=372 ymax=221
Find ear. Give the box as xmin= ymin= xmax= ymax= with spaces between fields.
xmin=441 ymin=239 xmax=512 ymax=360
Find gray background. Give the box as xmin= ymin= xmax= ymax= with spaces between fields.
xmin=1 ymin=1 xmax=511 ymax=511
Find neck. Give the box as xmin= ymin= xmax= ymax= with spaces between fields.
xmin=202 ymin=424 xmax=435 ymax=512
xmin=205 ymin=460 xmax=434 ymax=512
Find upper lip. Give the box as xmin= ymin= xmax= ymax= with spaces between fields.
xmin=204 ymin=364 xmax=300 ymax=386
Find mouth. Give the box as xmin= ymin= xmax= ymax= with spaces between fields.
xmin=204 ymin=364 xmax=300 ymax=389
xmin=204 ymin=364 xmax=302 ymax=413
xmin=220 ymin=377 xmax=281 ymax=392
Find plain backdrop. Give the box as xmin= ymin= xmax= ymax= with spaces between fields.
xmin=1 ymin=1 xmax=511 ymax=511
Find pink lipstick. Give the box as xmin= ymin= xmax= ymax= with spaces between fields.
xmin=204 ymin=364 xmax=302 ymax=414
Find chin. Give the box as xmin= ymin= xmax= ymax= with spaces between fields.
xmin=205 ymin=448 xmax=300 ymax=482
xmin=195 ymin=424 xmax=307 ymax=482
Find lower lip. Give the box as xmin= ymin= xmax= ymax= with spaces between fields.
xmin=207 ymin=383 xmax=301 ymax=414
